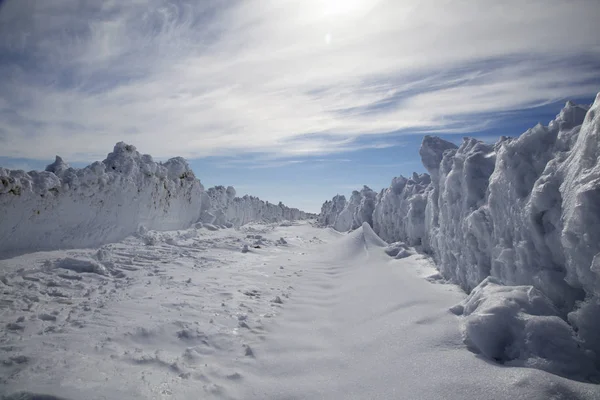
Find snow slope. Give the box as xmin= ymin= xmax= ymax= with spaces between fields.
xmin=1 ymin=222 xmax=598 ymax=399
xmin=0 ymin=144 xmax=312 ymax=258
xmin=318 ymin=94 xmax=600 ymax=368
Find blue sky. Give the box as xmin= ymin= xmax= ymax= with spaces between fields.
xmin=1 ymin=0 xmax=599 ymax=212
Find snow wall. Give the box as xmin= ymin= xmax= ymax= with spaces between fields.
xmin=200 ymin=185 xmax=315 ymax=227
xmin=0 ymin=143 xmax=312 ymax=258
xmin=318 ymin=94 xmax=600 ymax=360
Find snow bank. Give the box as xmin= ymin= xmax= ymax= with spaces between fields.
xmin=201 ymin=185 xmax=314 ymax=227
xmin=317 ymin=194 xmax=347 ymax=226
xmin=0 ymin=142 xmax=204 ymax=258
xmin=317 ymin=186 xmax=376 ymax=231
xmin=0 ymin=143 xmax=313 ymax=258
xmin=451 ymin=277 xmax=597 ymax=382
xmin=372 ymin=173 xmax=431 ymax=246
xmin=318 ymin=94 xmax=600 ymax=368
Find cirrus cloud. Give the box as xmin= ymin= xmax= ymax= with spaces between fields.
xmin=0 ymin=0 xmax=599 ymax=162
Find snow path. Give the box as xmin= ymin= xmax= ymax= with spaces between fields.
xmin=245 ymin=224 xmax=599 ymax=400
xmin=0 ymin=222 xmax=598 ymax=399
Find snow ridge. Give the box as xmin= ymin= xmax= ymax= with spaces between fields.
xmin=318 ymin=95 xmax=600 ymax=367
xmin=0 ymin=143 xmax=312 ymax=258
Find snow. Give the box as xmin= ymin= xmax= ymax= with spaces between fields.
xmin=1 ymin=222 xmax=598 ymax=399
xmin=318 ymin=94 xmax=600 ymax=370
xmin=451 ymin=277 xmax=597 ymax=382
xmin=202 ymin=185 xmax=313 ymax=227
xmin=318 ymin=186 xmax=377 ymax=232
xmin=0 ymin=143 xmax=312 ymax=259
xmin=0 ymin=142 xmax=204 ymax=258
xmin=373 ymin=173 xmax=431 ymax=245
xmin=317 ymin=194 xmax=347 ymax=226
xmin=1 ymin=99 xmax=600 ymax=398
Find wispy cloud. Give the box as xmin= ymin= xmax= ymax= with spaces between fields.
xmin=0 ymin=0 xmax=599 ymax=162
xmin=214 ymin=155 xmax=352 ymax=169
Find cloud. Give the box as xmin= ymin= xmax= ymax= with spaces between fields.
xmin=216 ymin=157 xmax=353 ymax=170
xmin=0 ymin=0 xmax=599 ymax=162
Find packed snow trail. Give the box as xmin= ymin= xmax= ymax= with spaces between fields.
xmin=0 ymin=222 xmax=598 ymax=399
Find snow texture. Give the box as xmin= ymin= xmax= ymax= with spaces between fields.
xmin=317 ymin=186 xmax=376 ymax=232
xmin=317 ymin=194 xmax=347 ymax=226
xmin=0 ymin=142 xmax=204 ymax=258
xmin=201 ymin=185 xmax=313 ymax=227
xmin=451 ymin=277 xmax=597 ymax=382
xmin=0 ymin=219 xmax=598 ymax=398
xmin=372 ymin=173 xmax=431 ymax=246
xmin=318 ymin=94 xmax=600 ymax=368
xmin=0 ymin=143 xmax=312 ymax=259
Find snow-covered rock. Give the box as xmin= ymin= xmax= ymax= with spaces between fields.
xmin=0 ymin=142 xmax=204 ymax=258
xmin=317 ymin=94 xmax=600 ymax=362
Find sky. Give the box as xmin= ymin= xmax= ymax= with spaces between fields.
xmin=0 ymin=0 xmax=599 ymax=213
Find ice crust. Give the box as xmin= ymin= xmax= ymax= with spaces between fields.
xmin=0 ymin=143 xmax=311 ymax=258
xmin=318 ymin=95 xmax=600 ymax=364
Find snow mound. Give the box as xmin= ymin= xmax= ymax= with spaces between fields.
xmin=452 ymin=277 xmax=597 ymax=382
xmin=384 ymin=241 xmax=409 ymax=257
xmin=384 ymin=241 xmax=415 ymax=259
xmin=0 ymin=142 xmax=204 ymax=258
xmin=360 ymin=221 xmax=387 ymax=248
xmin=337 ymin=222 xmax=387 ymax=259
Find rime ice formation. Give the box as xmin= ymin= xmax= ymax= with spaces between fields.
xmin=0 ymin=142 xmax=204 ymax=258
xmin=0 ymin=143 xmax=312 ymax=258
xmin=318 ymin=94 xmax=600 ymax=364
xmin=372 ymin=173 xmax=431 ymax=246
xmin=317 ymin=194 xmax=347 ymax=226
xmin=201 ymin=185 xmax=314 ymax=227
xmin=318 ymin=186 xmax=377 ymax=232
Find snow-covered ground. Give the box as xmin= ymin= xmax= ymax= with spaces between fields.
xmin=1 ymin=221 xmax=598 ymax=399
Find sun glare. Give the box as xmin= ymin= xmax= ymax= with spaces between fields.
xmin=323 ymin=0 xmax=370 ymax=17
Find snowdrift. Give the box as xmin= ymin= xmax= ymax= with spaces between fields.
xmin=318 ymin=93 xmax=600 ymax=369
xmin=0 ymin=143 xmax=312 ymax=258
